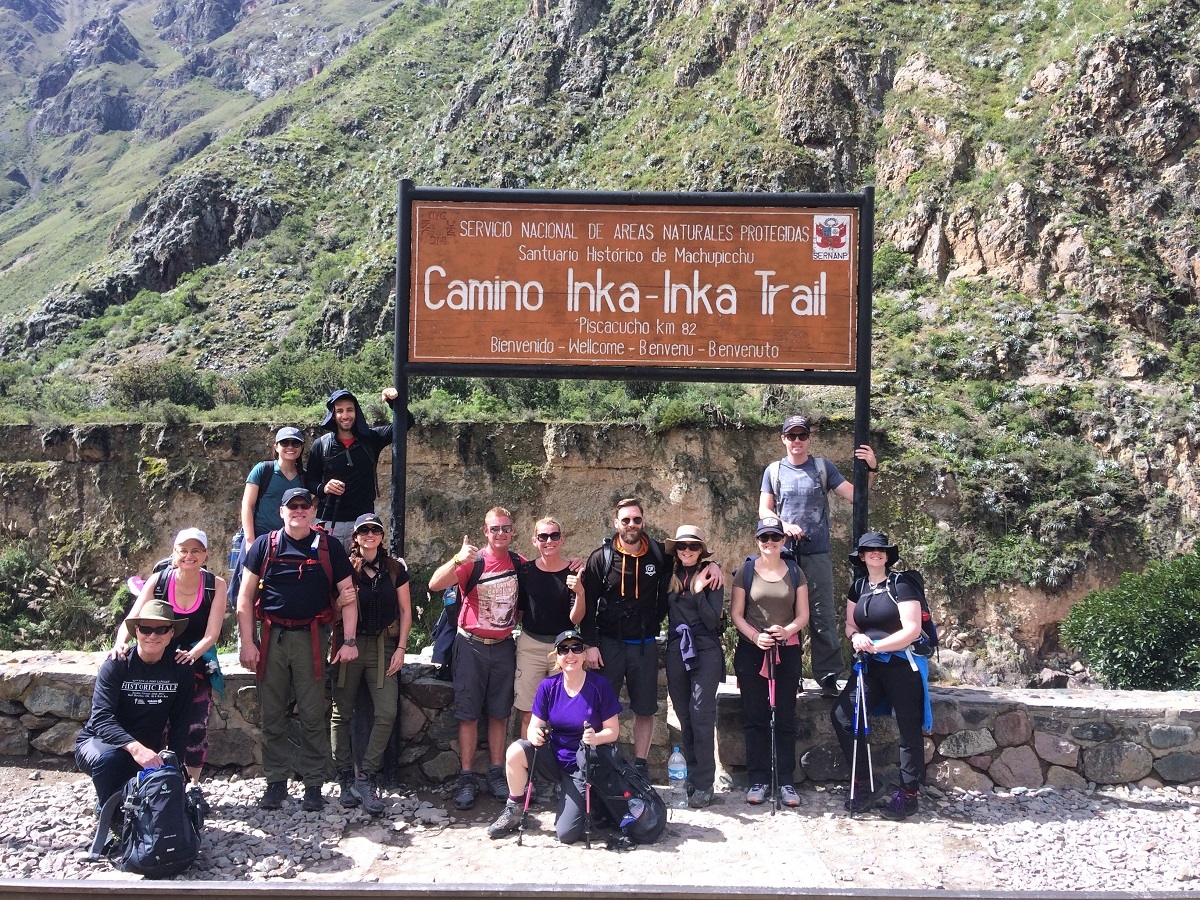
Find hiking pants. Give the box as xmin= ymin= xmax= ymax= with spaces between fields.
xmin=831 ymin=654 xmax=925 ymax=789
xmin=76 ymin=738 xmax=139 ymax=806
xmin=515 ymin=739 xmax=588 ymax=844
xmin=664 ymin=640 xmax=723 ymax=793
xmin=331 ymin=633 xmax=399 ymax=775
xmin=258 ymin=625 xmax=333 ymax=786
xmin=798 ymin=552 xmax=843 ymax=681
xmin=733 ymin=638 xmax=802 ymax=787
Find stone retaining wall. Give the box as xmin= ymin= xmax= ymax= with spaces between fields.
xmin=3 ymin=652 xmax=1199 ymax=791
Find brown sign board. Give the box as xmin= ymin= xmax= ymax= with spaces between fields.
xmin=408 ymin=201 xmax=860 ymax=372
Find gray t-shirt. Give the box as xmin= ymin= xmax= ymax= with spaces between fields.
xmin=759 ymin=456 xmax=846 ymax=554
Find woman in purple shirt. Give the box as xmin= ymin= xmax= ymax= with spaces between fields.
xmin=487 ymin=629 xmax=621 ymax=843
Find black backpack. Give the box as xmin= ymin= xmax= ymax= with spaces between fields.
xmin=739 ymin=555 xmax=805 ymax=598
xmin=851 ymin=569 xmax=939 ymax=658
xmin=88 ymin=752 xmax=201 ymax=879
xmin=595 ymin=537 xmax=667 ymax=640
xmin=579 ymin=742 xmax=667 ymax=845
xmin=152 ymin=566 xmax=218 ymax=609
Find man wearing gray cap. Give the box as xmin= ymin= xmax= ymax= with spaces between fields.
xmin=758 ymin=415 xmax=877 ymax=697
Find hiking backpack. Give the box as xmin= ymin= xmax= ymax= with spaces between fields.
xmin=152 ymin=567 xmax=218 ymax=609
xmin=89 ymin=752 xmax=201 ymax=879
xmin=738 ymin=556 xmax=805 ymax=598
xmin=852 ymin=569 xmax=939 ymax=658
xmin=579 ymin=742 xmax=667 ymax=845
xmin=595 ymin=537 xmax=667 ymax=640
xmin=429 ymin=552 xmax=523 ymax=679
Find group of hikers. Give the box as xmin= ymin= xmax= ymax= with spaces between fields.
xmin=75 ymin=395 xmax=934 ymax=859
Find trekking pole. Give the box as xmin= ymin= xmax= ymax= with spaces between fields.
xmin=582 ymin=722 xmax=593 ymax=849
xmin=848 ymin=651 xmax=873 ymax=817
xmin=767 ymin=642 xmax=779 ymax=816
xmin=517 ymin=733 xmax=544 ymax=847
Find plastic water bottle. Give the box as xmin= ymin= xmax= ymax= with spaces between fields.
xmin=667 ymin=746 xmax=688 ymax=809
xmin=620 ymin=796 xmax=645 ymax=829
xmin=228 ymin=529 xmax=244 ymax=571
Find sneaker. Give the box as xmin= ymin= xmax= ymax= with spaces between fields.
xmin=819 ymin=673 xmax=841 ymax=698
xmin=746 ymin=783 xmax=767 ymax=805
xmin=337 ymin=769 xmax=361 ymax=809
xmin=689 ymin=789 xmax=713 ymax=808
xmin=779 ymin=784 xmax=801 ymax=808
xmin=633 ymin=758 xmax=651 ymax=782
xmin=485 ymin=765 xmax=509 ymax=801
xmin=353 ymin=772 xmax=385 ymax=815
xmin=880 ymin=785 xmax=919 ymax=820
xmin=487 ymin=799 xmax=523 ymax=839
xmin=454 ymin=772 xmax=479 ymax=810
xmin=259 ymin=781 xmax=287 ymax=809
xmin=301 ymin=784 xmax=326 ymax=812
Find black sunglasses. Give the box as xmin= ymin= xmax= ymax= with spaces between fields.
xmin=536 ymin=531 xmax=562 ymax=542
xmin=676 ymin=542 xmax=703 ymax=552
xmin=758 ymin=532 xmax=785 ymax=543
xmin=137 ymin=624 xmax=173 ymax=636
xmin=357 ymin=525 xmax=384 ymax=535
xmin=278 ymin=439 xmax=303 ymax=448
xmin=784 ymin=432 xmax=810 ymax=441
xmin=619 ymin=516 xmax=643 ymax=525
xmin=556 ymin=643 xmax=586 ymax=655
xmin=286 ymin=500 xmax=313 ymax=510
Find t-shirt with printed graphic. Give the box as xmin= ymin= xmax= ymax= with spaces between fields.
xmin=76 ymin=648 xmax=195 ymax=753
xmin=454 ymin=549 xmax=526 ymax=640
xmin=759 ymin=456 xmax=847 ymax=554
xmin=532 ymin=671 xmax=623 ymax=773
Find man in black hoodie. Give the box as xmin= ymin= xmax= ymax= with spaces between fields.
xmin=306 ymin=387 xmax=403 ymax=549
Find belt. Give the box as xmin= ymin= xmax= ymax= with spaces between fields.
xmin=458 ymin=626 xmax=510 ymax=645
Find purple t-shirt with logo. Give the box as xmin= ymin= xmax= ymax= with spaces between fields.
xmin=531 ymin=671 xmax=623 ymax=772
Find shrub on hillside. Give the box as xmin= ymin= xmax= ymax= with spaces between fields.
xmin=109 ymin=360 xmax=215 ymax=410
xmin=1060 ymin=551 xmax=1200 ymax=690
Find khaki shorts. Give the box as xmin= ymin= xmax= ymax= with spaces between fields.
xmin=513 ymin=630 xmax=557 ymax=712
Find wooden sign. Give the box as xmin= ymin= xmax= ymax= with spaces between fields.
xmin=408 ymin=201 xmax=859 ymax=372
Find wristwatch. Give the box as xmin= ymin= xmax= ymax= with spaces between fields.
xmin=342 ymin=638 xmax=358 ymax=647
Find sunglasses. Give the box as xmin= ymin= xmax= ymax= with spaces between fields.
xmin=536 ymin=531 xmax=562 ymax=542
xmin=278 ymin=439 xmax=303 ymax=448
xmin=758 ymin=533 xmax=785 ymax=543
xmin=286 ymin=500 xmax=314 ymax=510
xmin=675 ymin=542 xmax=703 ymax=552
xmin=487 ymin=524 xmax=514 ymax=534
xmin=137 ymin=624 xmax=173 ymax=636
xmin=356 ymin=525 xmax=384 ymax=536
xmin=619 ymin=516 xmax=643 ymax=525
xmin=784 ymin=432 xmax=810 ymax=441
xmin=556 ymin=644 xmax=586 ymax=655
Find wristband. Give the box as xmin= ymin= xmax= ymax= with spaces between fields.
xmin=866 ymin=465 xmax=878 ymax=473
xmin=452 ymin=553 xmax=462 ymax=565
xmin=342 ymin=638 xmax=357 ymax=647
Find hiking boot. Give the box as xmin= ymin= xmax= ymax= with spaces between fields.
xmin=633 ymin=758 xmax=651 ymax=782
xmin=186 ymin=784 xmax=210 ymax=820
xmin=689 ymin=789 xmax=713 ymax=808
xmin=454 ymin=772 xmax=479 ymax=810
xmin=487 ymin=799 xmax=523 ymax=839
xmin=819 ymin=673 xmax=841 ymax=698
xmin=879 ymin=785 xmax=919 ymax=820
xmin=746 ymin=783 xmax=767 ymax=805
xmin=352 ymin=772 xmax=385 ymax=816
xmin=843 ymin=783 xmax=874 ymax=813
xmin=779 ymin=784 xmax=801 ymax=808
xmin=259 ymin=781 xmax=288 ymax=809
xmin=485 ymin=765 xmax=509 ymax=801
xmin=301 ymin=784 xmax=326 ymax=812
xmin=337 ymin=769 xmax=361 ymax=808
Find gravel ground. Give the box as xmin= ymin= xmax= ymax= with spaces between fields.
xmin=1 ymin=761 xmax=1199 ymax=891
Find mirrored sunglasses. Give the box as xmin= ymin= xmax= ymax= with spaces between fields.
xmin=488 ymin=524 xmax=514 ymax=534
xmin=535 ymin=531 xmax=562 ymax=542
xmin=137 ymin=624 xmax=173 ymax=636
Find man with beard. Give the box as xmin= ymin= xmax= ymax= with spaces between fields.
xmin=580 ymin=498 xmax=721 ymax=778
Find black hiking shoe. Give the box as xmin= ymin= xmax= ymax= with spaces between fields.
xmin=301 ymin=784 xmax=326 ymax=812
xmin=353 ymin=772 xmax=386 ymax=816
xmin=259 ymin=781 xmax=288 ymax=809
xmin=485 ymin=765 xmax=509 ymax=800
xmin=487 ymin=799 xmax=523 ymax=839
xmin=633 ymin=758 xmax=651 ymax=782
xmin=880 ymin=785 xmax=919 ymax=820
xmin=819 ymin=673 xmax=841 ymax=698
xmin=338 ymin=769 xmax=361 ymax=808
xmin=843 ymin=782 xmax=875 ymax=813
xmin=454 ymin=772 xmax=479 ymax=810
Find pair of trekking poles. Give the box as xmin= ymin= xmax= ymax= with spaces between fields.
xmin=515 ymin=722 xmax=597 ymax=849
xmin=762 ymin=646 xmax=874 ymax=817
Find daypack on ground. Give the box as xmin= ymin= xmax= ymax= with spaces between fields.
xmin=579 ymin=742 xmax=667 ymax=845
xmin=852 ymin=569 xmax=939 ymax=657
xmin=89 ymin=753 xmax=201 ymax=879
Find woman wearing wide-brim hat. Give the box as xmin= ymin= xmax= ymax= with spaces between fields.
xmin=77 ymin=599 xmax=196 ymax=809
xmin=663 ymin=525 xmax=725 ymax=807
xmin=832 ymin=531 xmax=928 ymax=820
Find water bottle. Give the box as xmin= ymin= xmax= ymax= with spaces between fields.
xmin=228 ymin=529 xmax=244 ymax=571
xmin=667 ymin=746 xmax=688 ymax=809
xmin=619 ymin=796 xmax=645 ymax=830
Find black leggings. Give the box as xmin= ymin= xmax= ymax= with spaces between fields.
xmin=831 ymin=654 xmax=925 ymax=789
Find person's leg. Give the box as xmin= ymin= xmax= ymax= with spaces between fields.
xmin=452 ymin=633 xmax=486 ymax=773
xmin=482 ymin=639 xmax=517 ymax=768
xmin=625 ymin=641 xmax=659 ymax=761
xmin=257 ymin=629 xmax=293 ymax=785
xmin=513 ymin=631 xmax=553 ymax=726
xmin=732 ymin=640 xmax=771 ymax=787
xmin=799 ymin=553 xmax=842 ymax=683
xmin=330 ymin=654 xmax=367 ymax=774
xmin=556 ymin=768 xmax=588 ymax=844
xmin=664 ymin=646 xmax=694 ymax=767
xmin=360 ymin=638 xmax=399 ymax=775
xmin=687 ymin=645 xmax=724 ymax=793
xmin=458 ymin=719 xmax=479 ymax=771
xmin=182 ymin=671 xmax=212 ymax=784
xmin=879 ymin=660 xmax=926 ymax=789
xmin=290 ymin=628 xmax=335 ymax=787
xmin=773 ymin=643 xmax=803 ymax=785
xmin=76 ymin=738 xmax=138 ymax=806
xmin=596 ymin=636 xmax=627 ymax=701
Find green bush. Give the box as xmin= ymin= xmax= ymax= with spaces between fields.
xmin=1060 ymin=551 xmax=1200 ymax=690
xmin=110 ymin=359 xmax=216 ymax=409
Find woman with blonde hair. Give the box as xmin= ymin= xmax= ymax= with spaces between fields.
xmin=663 ymin=525 xmax=724 ymax=807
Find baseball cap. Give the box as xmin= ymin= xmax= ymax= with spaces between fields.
xmin=781 ymin=415 xmax=811 ymax=435
xmin=275 ymin=426 xmax=304 ymax=443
